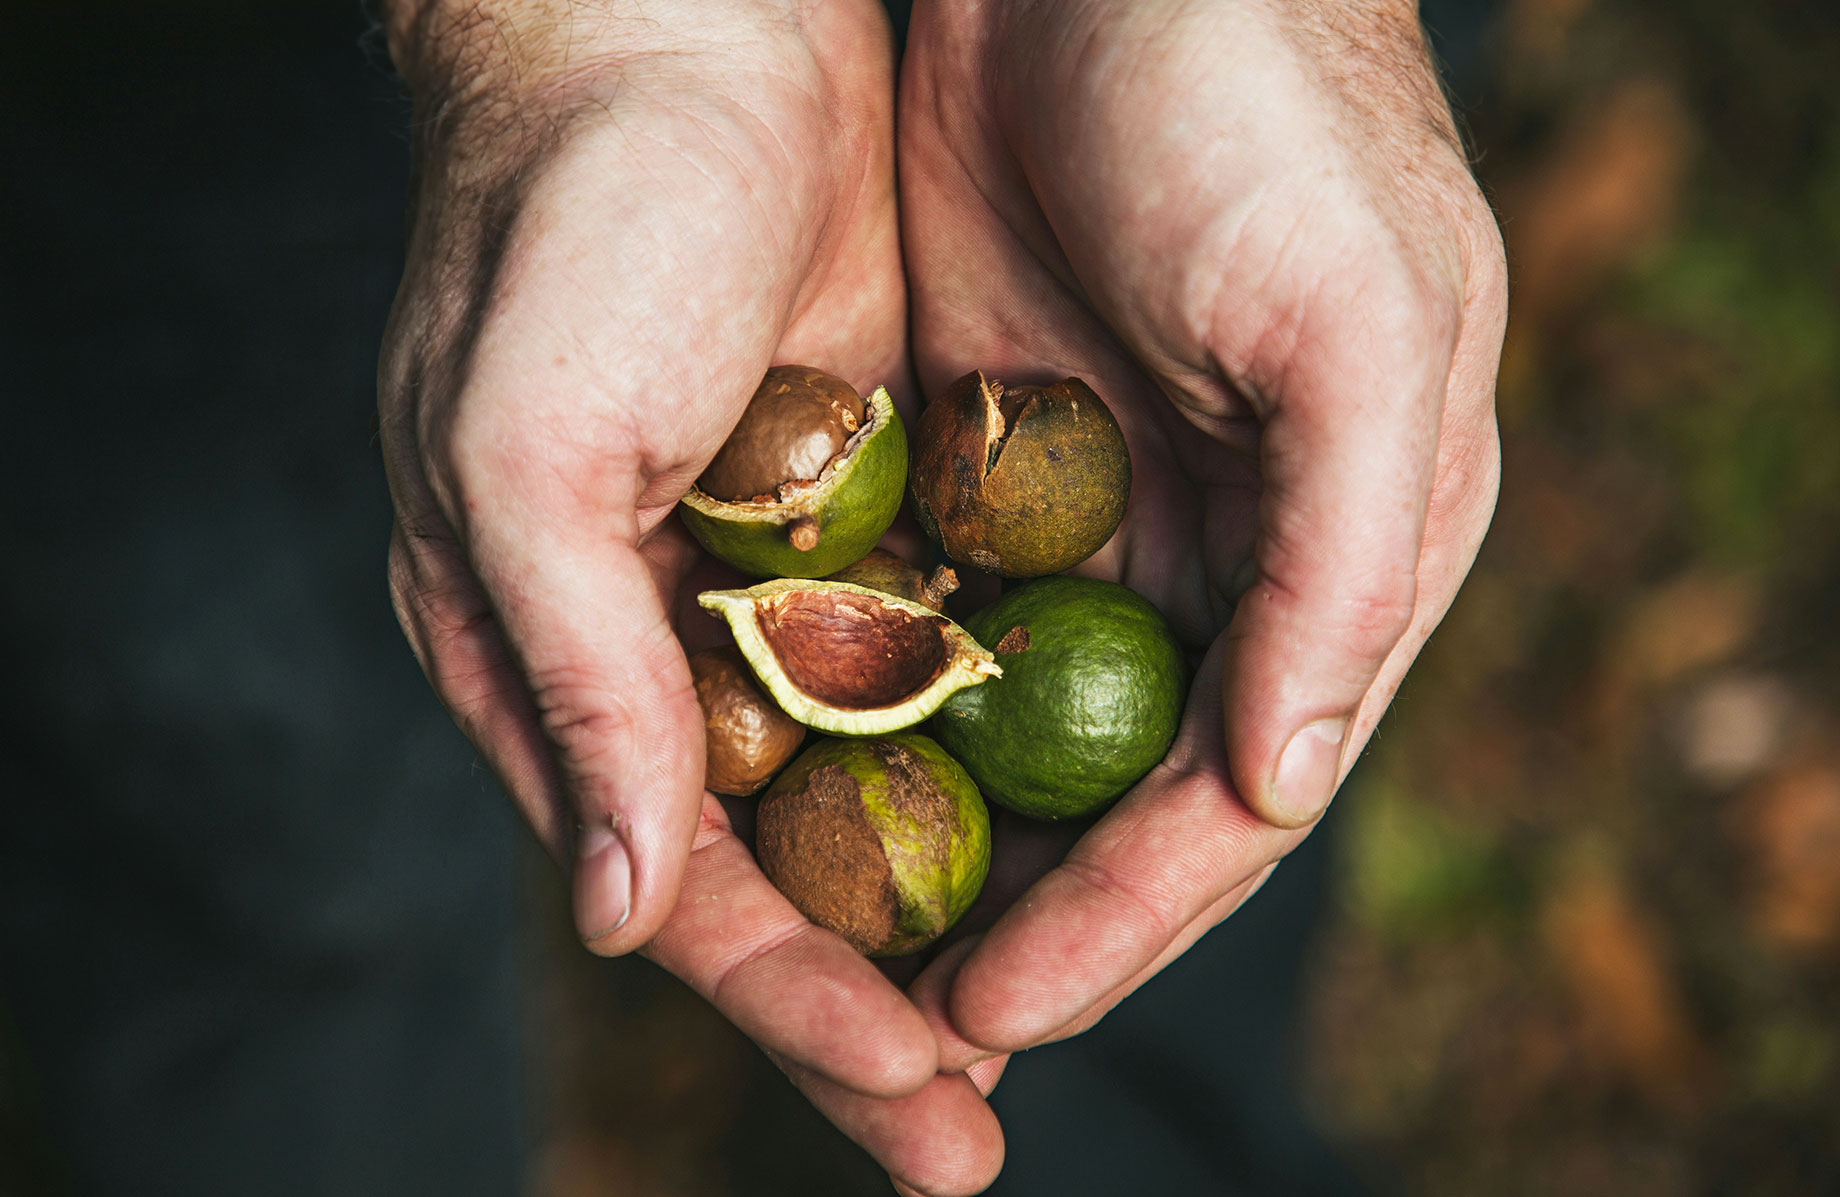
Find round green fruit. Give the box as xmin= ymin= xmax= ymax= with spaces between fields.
xmin=679 ymin=370 xmax=907 ymax=578
xmin=756 ymin=733 xmax=990 ymax=957
xmin=931 ymin=576 xmax=1185 ymax=821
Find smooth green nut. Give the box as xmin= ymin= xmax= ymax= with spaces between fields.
xmin=932 ymin=576 xmax=1185 ymax=821
xmin=756 ymin=733 xmax=990 ymax=956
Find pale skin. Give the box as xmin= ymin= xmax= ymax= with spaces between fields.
xmin=377 ymin=0 xmax=1505 ymax=1193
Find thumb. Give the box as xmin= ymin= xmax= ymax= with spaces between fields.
xmin=1224 ymin=279 xmax=1457 ymax=828
xmin=493 ymin=537 xmax=704 ymax=953
xmin=395 ymin=427 xmax=706 ymax=954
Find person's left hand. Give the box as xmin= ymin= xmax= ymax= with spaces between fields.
xmin=890 ymin=0 xmax=1509 ymax=1116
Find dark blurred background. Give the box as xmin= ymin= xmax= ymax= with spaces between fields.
xmin=3 ymin=0 xmax=1837 ymax=1194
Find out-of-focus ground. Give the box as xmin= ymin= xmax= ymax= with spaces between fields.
xmin=1300 ymin=0 xmax=1840 ymax=1191
xmin=525 ymin=2 xmax=1840 ymax=1194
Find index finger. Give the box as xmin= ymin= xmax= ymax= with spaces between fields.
xmin=641 ymin=793 xmax=940 ymax=1099
xmin=943 ymin=642 xmax=1305 ymax=1053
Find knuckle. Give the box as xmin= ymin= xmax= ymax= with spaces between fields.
xmin=1254 ymin=523 xmax=1419 ymax=663
xmin=385 ymin=537 xmax=422 ymax=633
xmin=1455 ymin=194 xmax=1510 ymax=312
xmin=1428 ymin=420 xmax=1503 ymax=542
xmin=428 ymin=398 xmax=639 ymax=538
xmin=430 ymin=403 xmax=530 ymax=513
xmin=1056 ymin=853 xmax=1185 ymax=946
xmin=527 ymin=666 xmax=634 ymax=771
xmin=388 ymin=531 xmax=487 ymax=646
xmin=1337 ymin=575 xmax=1420 ymax=660
xmin=1259 ymin=563 xmax=1418 ymax=667
xmin=708 ymin=920 xmax=816 ymax=1012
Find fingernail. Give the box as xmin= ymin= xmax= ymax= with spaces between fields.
xmin=1271 ymin=717 xmax=1349 ymax=825
xmin=576 ymin=815 xmax=632 ymax=942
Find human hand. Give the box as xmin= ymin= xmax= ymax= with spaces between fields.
xmin=896 ymin=0 xmax=1508 ymax=1104
xmin=376 ymin=3 xmax=1002 ymax=1189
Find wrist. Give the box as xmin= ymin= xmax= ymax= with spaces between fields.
xmin=381 ymin=0 xmax=657 ymax=127
xmin=982 ymin=0 xmax=1454 ymax=157
xmin=383 ymin=0 xmax=892 ymax=153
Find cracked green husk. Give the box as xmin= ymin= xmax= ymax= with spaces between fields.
xmin=679 ymin=386 xmax=907 ymax=578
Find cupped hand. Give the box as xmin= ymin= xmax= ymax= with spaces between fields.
xmin=898 ymin=0 xmax=1507 ymax=1075
xmin=376 ymin=3 xmax=1000 ymax=1190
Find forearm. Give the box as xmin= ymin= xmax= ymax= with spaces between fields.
xmin=380 ymin=0 xmax=877 ymax=95
xmin=380 ymin=0 xmax=895 ymax=185
xmin=378 ymin=0 xmax=668 ymax=134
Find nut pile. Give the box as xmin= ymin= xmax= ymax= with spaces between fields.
xmin=681 ymin=365 xmax=1183 ymax=956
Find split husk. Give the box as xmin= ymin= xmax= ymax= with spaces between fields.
xmin=697 ymin=579 xmax=999 ymax=736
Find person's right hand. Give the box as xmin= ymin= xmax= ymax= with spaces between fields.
xmin=376 ymin=3 xmax=1001 ymax=1190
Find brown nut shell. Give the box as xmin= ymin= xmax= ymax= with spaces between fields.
xmin=690 ymin=645 xmax=806 ymax=796
xmin=825 ymin=548 xmax=959 ymax=613
xmin=910 ymin=371 xmax=1130 ymax=577
xmin=697 ymin=366 xmax=866 ymax=502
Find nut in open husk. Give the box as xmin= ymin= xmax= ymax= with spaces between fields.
xmin=697 ymin=366 xmax=865 ymax=503
xmin=679 ymin=366 xmax=907 ymax=578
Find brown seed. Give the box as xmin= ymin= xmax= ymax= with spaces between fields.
xmin=697 ymin=365 xmax=866 ymax=503
xmin=689 ymin=645 xmax=806 ymax=797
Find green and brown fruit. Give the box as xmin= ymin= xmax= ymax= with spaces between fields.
xmin=909 ymin=371 xmax=1131 ymax=578
xmin=756 ymin=733 xmax=990 ymax=956
xmin=679 ymin=366 xmax=908 ymax=578
xmin=932 ymin=576 xmax=1185 ymax=821
xmin=826 ymin=547 xmax=959 ymax=612
xmin=698 ymin=578 xmax=999 ymax=737
xmin=688 ymin=645 xmax=805 ymax=797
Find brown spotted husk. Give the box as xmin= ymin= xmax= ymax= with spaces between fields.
xmin=909 ymin=371 xmax=1130 ymax=577
xmin=754 ymin=733 xmax=988 ymax=956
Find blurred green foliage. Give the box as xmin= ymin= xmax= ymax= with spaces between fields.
xmin=1306 ymin=2 xmax=1840 ymax=1192
xmin=1342 ymin=781 xmax=1515 ymax=942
